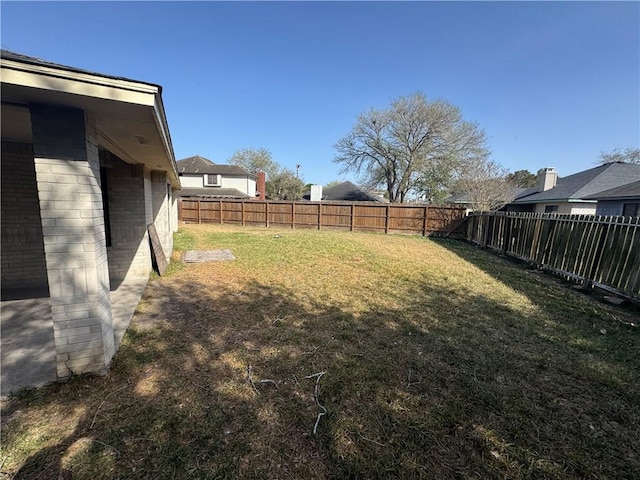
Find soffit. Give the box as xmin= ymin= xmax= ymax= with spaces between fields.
xmin=1 ymin=60 xmax=180 ymax=188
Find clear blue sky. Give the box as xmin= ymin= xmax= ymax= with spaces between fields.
xmin=2 ymin=1 xmax=639 ymax=186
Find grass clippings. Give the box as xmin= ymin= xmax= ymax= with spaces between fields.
xmin=2 ymin=224 xmax=639 ymax=479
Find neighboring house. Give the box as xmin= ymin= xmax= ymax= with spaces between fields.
xmin=304 ymin=181 xmax=388 ymax=202
xmin=445 ymin=185 xmax=526 ymax=213
xmin=506 ymin=163 xmax=640 ymax=214
xmin=584 ymin=180 xmax=640 ymax=216
xmin=177 ymin=155 xmax=264 ymax=199
xmin=1 ymin=50 xmax=180 ymax=395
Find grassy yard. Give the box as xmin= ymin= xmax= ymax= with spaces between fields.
xmin=2 ymin=224 xmax=639 ymax=479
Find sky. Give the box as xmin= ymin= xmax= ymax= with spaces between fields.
xmin=1 ymin=1 xmax=639 ymax=186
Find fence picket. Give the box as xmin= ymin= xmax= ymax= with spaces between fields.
xmin=180 ymin=199 xmax=467 ymax=237
xmin=466 ymin=212 xmax=639 ymax=300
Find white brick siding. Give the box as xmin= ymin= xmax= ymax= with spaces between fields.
xmin=103 ymin=157 xmax=151 ymax=282
xmin=1 ymin=141 xmax=49 ymax=289
xmin=151 ymin=171 xmax=172 ymax=258
xmin=31 ymin=105 xmax=114 ymax=378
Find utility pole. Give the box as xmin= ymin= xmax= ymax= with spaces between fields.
xmin=296 ymin=164 xmax=301 ymax=178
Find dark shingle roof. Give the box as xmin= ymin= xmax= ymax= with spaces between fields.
xmin=321 ymin=181 xmax=387 ymax=202
xmin=513 ymin=162 xmax=640 ymax=203
xmin=583 ymin=180 xmax=640 ymax=200
xmin=446 ymin=185 xmax=526 ymax=204
xmin=179 ymin=187 xmax=250 ymax=199
xmin=1 ymin=49 xmax=159 ymax=89
xmin=177 ymin=156 xmax=254 ymax=177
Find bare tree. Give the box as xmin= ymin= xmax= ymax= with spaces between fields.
xmin=456 ymin=158 xmax=513 ymax=211
xmin=598 ymin=148 xmax=640 ymax=165
xmin=228 ymin=148 xmax=280 ymax=178
xmin=334 ymin=93 xmax=489 ymax=203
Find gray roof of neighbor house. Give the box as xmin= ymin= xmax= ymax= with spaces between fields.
xmin=177 ymin=156 xmax=255 ymax=178
xmin=446 ymin=185 xmax=526 ymax=204
xmin=583 ymin=180 xmax=640 ymax=201
xmin=513 ymin=162 xmax=640 ymax=204
xmin=180 ymin=187 xmax=249 ymax=198
xmin=321 ymin=181 xmax=388 ymax=202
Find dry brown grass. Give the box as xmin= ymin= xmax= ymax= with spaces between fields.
xmin=2 ymin=224 xmax=639 ymax=479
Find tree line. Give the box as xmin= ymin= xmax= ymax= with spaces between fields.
xmin=228 ymin=92 xmax=638 ymax=208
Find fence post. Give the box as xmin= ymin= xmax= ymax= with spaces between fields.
xmin=422 ymin=205 xmax=428 ymax=236
xmin=318 ymin=202 xmax=322 ymax=230
xmin=197 ymin=200 xmax=201 ymax=224
xmin=483 ymin=213 xmax=491 ymax=247
xmin=242 ymin=201 xmax=246 ymax=227
xmin=219 ymin=200 xmax=223 ymax=225
xmin=502 ymin=214 xmax=511 ymax=254
xmin=292 ymin=202 xmax=296 ymax=229
xmin=385 ymin=205 xmax=390 ymax=234
xmin=265 ymin=202 xmax=269 ymax=227
xmin=178 ymin=198 xmax=183 ymax=223
xmin=350 ymin=204 xmax=355 ymax=231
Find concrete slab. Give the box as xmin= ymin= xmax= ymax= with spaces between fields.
xmin=183 ymin=249 xmax=235 ymax=262
xmin=0 ymin=275 xmax=148 ymax=397
xmin=1 ymin=296 xmax=56 ymax=396
xmin=111 ymin=275 xmax=148 ymax=349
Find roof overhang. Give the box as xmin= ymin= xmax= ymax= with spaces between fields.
xmin=1 ymin=54 xmax=180 ymax=188
xmin=512 ymin=198 xmax=596 ymax=205
xmin=589 ymin=195 xmax=640 ymax=201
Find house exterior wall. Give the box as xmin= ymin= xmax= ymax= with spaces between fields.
xmin=222 ymin=176 xmax=256 ymax=196
xmin=595 ymin=201 xmax=622 ymax=216
xmin=144 ymin=169 xmax=153 ymax=225
xmin=594 ymin=200 xmax=640 ymax=216
xmin=180 ymin=173 xmax=205 ymax=188
xmin=30 ymin=105 xmax=114 ymax=378
xmin=533 ymin=202 xmax=596 ymax=215
xmin=104 ymin=158 xmax=151 ymax=282
xmin=170 ymin=188 xmax=179 ymax=234
xmin=105 ymin=164 xmax=176 ymax=281
xmin=178 ymin=173 xmax=256 ymax=196
xmin=1 ymin=141 xmax=48 ymax=290
xmin=151 ymin=171 xmax=174 ymax=258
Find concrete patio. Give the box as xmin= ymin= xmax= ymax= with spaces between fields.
xmin=1 ymin=275 xmax=148 ymax=397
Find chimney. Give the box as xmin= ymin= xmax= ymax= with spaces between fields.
xmin=536 ymin=167 xmax=557 ymax=192
xmin=310 ymin=185 xmax=323 ymax=201
xmin=256 ymin=171 xmax=266 ymax=200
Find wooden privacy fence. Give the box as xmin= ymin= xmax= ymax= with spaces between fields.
xmin=179 ymin=199 xmax=467 ymax=236
xmin=466 ymin=212 xmax=640 ymax=300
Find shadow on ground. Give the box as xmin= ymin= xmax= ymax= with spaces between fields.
xmin=3 ymin=246 xmax=640 ymax=479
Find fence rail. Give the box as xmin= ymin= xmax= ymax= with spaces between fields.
xmin=179 ymin=199 xmax=467 ymax=236
xmin=466 ymin=212 xmax=640 ymax=300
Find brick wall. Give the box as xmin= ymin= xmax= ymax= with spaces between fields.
xmin=31 ymin=105 xmax=114 ymax=378
xmin=144 ymin=169 xmax=153 ymax=226
xmin=0 ymin=141 xmax=48 ymax=290
xmin=151 ymin=171 xmax=172 ymax=258
xmin=103 ymin=155 xmax=151 ymax=282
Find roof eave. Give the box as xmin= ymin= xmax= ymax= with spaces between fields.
xmin=1 ymin=55 xmax=180 ymax=188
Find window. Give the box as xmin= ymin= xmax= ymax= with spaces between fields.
xmin=622 ymin=203 xmax=640 ymax=216
xmin=204 ymin=174 xmax=220 ymax=186
xmin=544 ymin=205 xmax=558 ymax=213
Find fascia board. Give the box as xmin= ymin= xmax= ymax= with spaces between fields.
xmin=151 ymin=94 xmax=180 ymax=188
xmin=1 ymin=59 xmax=157 ymax=106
